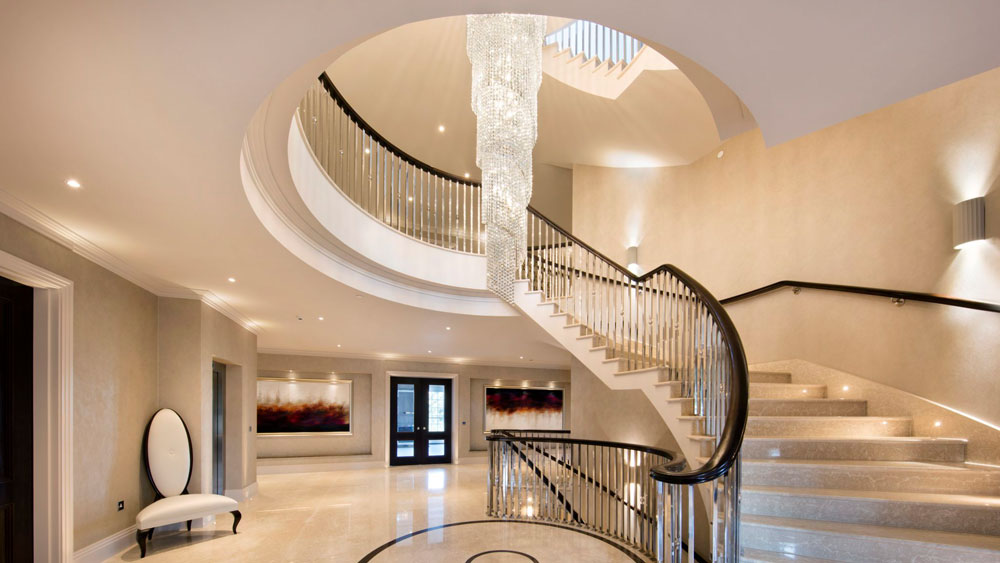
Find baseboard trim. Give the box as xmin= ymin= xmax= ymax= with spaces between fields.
xmin=224 ymin=481 xmax=259 ymax=501
xmin=73 ymin=525 xmax=136 ymax=563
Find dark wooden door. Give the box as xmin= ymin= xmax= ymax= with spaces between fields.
xmin=0 ymin=276 xmax=32 ymax=562
xmin=389 ymin=377 xmax=452 ymax=466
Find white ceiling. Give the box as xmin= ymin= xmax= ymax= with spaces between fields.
xmin=0 ymin=0 xmax=998 ymax=366
xmin=327 ymin=16 xmax=722 ymax=173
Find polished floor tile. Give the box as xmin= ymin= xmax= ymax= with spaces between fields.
xmin=108 ymin=464 xmax=640 ymax=562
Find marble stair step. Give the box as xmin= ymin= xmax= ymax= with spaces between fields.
xmin=741 ymin=436 xmax=967 ymax=462
xmin=748 ymin=398 xmax=867 ymax=417
xmin=746 ymin=416 xmax=912 ymax=438
xmin=742 ymin=459 xmax=1000 ymax=495
xmin=741 ymin=514 xmax=1000 ymax=563
xmin=748 ymin=371 xmax=792 ymax=384
xmin=740 ymin=548 xmax=837 ymax=563
xmin=750 ymin=383 xmax=826 ymax=399
xmin=743 ymin=485 xmax=1000 ymax=536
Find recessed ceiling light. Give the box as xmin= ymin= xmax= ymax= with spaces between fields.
xmin=438 ymin=125 xmax=445 ymax=133
xmin=227 ymin=277 xmax=236 ymax=283
xmin=364 ymin=147 xmax=370 ymax=154
xmin=66 ymin=178 xmax=82 ymax=189
xmin=427 ymin=350 xmax=432 ymax=353
xmin=464 ymin=173 xmax=470 ymax=178
xmin=408 ymin=196 xmax=413 ymax=202
xmin=318 ymin=316 xmax=324 ymax=321
xmin=519 ymin=356 xmax=524 ymax=360
xmin=446 ymin=326 xmax=451 ymax=331
xmin=716 ymin=150 xmax=725 ymax=159
xmin=337 ymin=344 xmax=341 ymax=348
xmin=842 ymin=385 xmax=849 ymax=391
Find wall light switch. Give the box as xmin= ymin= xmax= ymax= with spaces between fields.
xmin=117 ymin=500 xmax=124 ymax=511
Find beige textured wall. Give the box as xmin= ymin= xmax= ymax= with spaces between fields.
xmin=200 ymin=303 xmax=258 ymax=490
xmin=0 ymin=213 xmax=159 ymax=549
xmin=573 ymin=66 xmax=1000 ymax=427
xmin=257 ymin=353 xmax=570 ymax=463
xmin=569 ymin=359 xmax=679 ymax=453
xmin=531 ymin=163 xmax=573 ymax=231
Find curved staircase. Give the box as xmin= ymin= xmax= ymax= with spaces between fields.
xmin=514 ymin=275 xmax=1000 ymax=561
xmin=285 ymin=73 xmax=1000 ymax=561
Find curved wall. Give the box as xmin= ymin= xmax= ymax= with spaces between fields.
xmin=287 ymin=117 xmax=489 ymax=292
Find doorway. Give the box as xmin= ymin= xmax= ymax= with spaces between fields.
xmin=211 ymin=362 xmax=226 ymax=496
xmin=0 ymin=276 xmax=33 ymax=561
xmin=389 ymin=377 xmax=452 ymax=466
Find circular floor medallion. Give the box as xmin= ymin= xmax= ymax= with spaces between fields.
xmin=465 ymin=549 xmax=539 ymax=562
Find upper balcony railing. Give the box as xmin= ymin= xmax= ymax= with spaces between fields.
xmin=298 ymin=74 xmax=483 ymax=254
xmin=544 ymin=20 xmax=645 ymax=66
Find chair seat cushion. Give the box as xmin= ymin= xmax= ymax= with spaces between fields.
xmin=136 ymin=494 xmax=238 ymax=530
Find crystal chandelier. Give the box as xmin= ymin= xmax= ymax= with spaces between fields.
xmin=467 ymin=14 xmax=546 ymax=303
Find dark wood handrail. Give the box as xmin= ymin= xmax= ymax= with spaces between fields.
xmin=721 ymin=280 xmax=1000 ymax=314
xmin=525 ymin=208 xmax=750 ymax=486
xmin=317 ymin=73 xmax=480 ymax=187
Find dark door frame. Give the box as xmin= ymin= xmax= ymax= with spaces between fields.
xmin=211 ymin=361 xmax=226 ymax=496
xmin=388 ymin=375 xmax=454 ymax=466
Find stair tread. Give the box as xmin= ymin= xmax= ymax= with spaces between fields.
xmin=752 ymin=383 xmax=826 ymax=388
xmin=742 ymin=514 xmax=1000 ymax=552
xmin=742 ymin=458 xmax=992 ymax=471
xmin=748 ymin=415 xmax=910 ymax=421
xmin=741 ymin=547 xmax=838 ymax=563
xmin=743 ymin=435 xmax=966 ymax=443
xmin=612 ymin=366 xmax=663 ymax=376
xmin=749 ymin=398 xmax=866 ymax=403
xmin=744 ymin=485 xmax=1000 ymax=507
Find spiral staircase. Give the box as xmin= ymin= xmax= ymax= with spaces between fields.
xmin=237 ymin=72 xmax=1000 ymax=562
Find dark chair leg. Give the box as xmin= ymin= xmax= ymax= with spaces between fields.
xmin=231 ymin=510 xmax=242 ymax=534
xmin=136 ymin=529 xmax=148 ymax=558
xmin=147 ymin=528 xmax=154 ymax=540
xmin=186 ymin=519 xmax=192 ymax=532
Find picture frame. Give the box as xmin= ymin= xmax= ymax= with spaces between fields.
xmin=484 ymin=386 xmax=564 ymax=433
xmin=256 ymin=377 xmax=353 ymax=436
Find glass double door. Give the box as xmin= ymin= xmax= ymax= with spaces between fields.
xmin=390 ymin=377 xmax=452 ymax=466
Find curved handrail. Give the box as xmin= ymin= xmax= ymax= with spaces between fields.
xmin=525 ymin=209 xmax=749 ymax=486
xmin=721 ymin=279 xmax=1000 ymax=314
xmin=318 ymin=73 xmax=478 ymax=186
xmin=487 ymin=431 xmax=687 ymax=466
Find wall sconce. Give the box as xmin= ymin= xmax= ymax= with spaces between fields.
xmin=953 ymin=197 xmax=986 ymax=249
xmin=626 ymin=245 xmax=640 ymax=275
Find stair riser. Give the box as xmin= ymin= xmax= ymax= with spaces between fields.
xmin=746 ymin=418 xmax=912 ymax=438
xmin=744 ymin=490 xmax=1000 ymax=536
xmin=750 ymin=385 xmax=826 ymax=399
xmin=748 ymin=372 xmax=792 ymax=384
xmin=741 ymin=522 xmax=1000 ymax=563
xmin=749 ymin=400 xmax=867 ymax=417
xmin=743 ymin=464 xmax=1000 ymax=495
xmin=741 ymin=439 xmax=967 ymax=462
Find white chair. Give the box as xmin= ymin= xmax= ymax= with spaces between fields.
xmin=135 ymin=408 xmax=241 ymax=558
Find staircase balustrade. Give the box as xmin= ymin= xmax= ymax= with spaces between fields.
xmin=544 ymin=20 xmax=645 ymax=66
xmin=298 ymin=75 xmax=483 ymax=253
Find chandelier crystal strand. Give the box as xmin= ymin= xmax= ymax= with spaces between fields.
xmin=467 ymin=14 xmax=546 ymax=303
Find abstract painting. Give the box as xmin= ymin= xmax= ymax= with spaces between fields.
xmin=485 ymin=387 xmax=564 ymax=432
xmin=257 ymin=378 xmax=351 ymax=434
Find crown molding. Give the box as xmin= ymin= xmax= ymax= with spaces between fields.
xmin=0 ymin=189 xmax=258 ymax=334
xmin=257 ymin=347 xmax=571 ymax=371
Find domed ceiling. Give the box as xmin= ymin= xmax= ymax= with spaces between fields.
xmin=326 ymin=16 xmax=727 ymax=178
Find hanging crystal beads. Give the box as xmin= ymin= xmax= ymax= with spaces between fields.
xmin=467 ymin=14 xmax=546 ymax=304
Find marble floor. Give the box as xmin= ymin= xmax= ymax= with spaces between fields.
xmin=108 ymin=464 xmax=643 ymax=562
